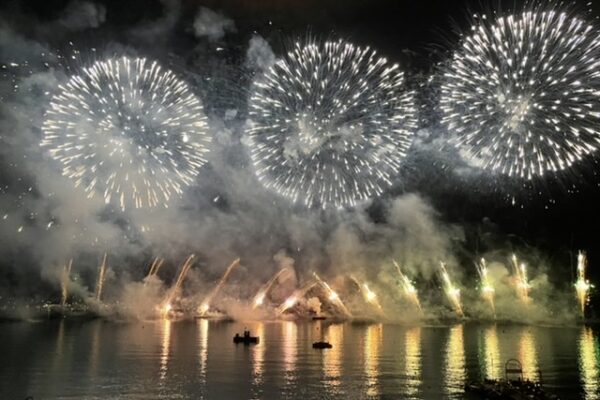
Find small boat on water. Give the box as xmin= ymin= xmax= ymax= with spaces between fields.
xmin=465 ymin=359 xmax=559 ymax=400
xmin=312 ymin=341 xmax=332 ymax=349
xmin=312 ymin=316 xmax=326 ymax=320
xmin=233 ymin=330 xmax=259 ymax=345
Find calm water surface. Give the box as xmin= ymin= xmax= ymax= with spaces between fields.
xmin=1 ymin=320 xmax=599 ymax=399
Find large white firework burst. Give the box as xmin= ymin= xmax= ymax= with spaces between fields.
xmin=440 ymin=9 xmax=600 ymax=179
xmin=42 ymin=56 xmax=210 ymax=210
xmin=246 ymin=40 xmax=417 ymax=209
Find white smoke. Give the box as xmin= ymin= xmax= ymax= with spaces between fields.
xmin=193 ymin=7 xmax=235 ymax=41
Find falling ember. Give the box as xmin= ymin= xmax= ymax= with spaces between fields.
xmin=575 ymin=251 xmax=593 ymax=317
xmin=252 ymin=266 xmax=294 ymax=309
xmin=393 ymin=260 xmax=421 ymax=311
xmin=161 ymin=254 xmax=195 ymax=317
xmin=511 ymin=254 xmax=530 ymax=304
xmin=60 ymin=259 xmax=73 ymax=307
xmin=439 ymin=262 xmax=463 ymax=317
xmin=313 ymin=273 xmax=352 ymax=317
xmin=94 ymin=253 xmax=108 ymax=302
xmin=197 ymin=258 xmax=241 ymax=316
xmin=476 ymin=258 xmax=495 ymax=315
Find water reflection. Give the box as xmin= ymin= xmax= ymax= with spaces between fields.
xmin=252 ymin=322 xmax=265 ymax=384
xmin=579 ymin=327 xmax=600 ymax=399
xmin=404 ymin=327 xmax=422 ymax=397
xmin=159 ymin=319 xmax=171 ymax=381
xmin=51 ymin=319 xmax=66 ymax=371
xmin=323 ymin=323 xmax=343 ymax=390
xmin=89 ymin=321 xmax=102 ymax=376
xmin=445 ymin=324 xmax=465 ymax=397
xmin=282 ymin=321 xmax=297 ymax=386
xmin=519 ymin=329 xmax=538 ymax=380
xmin=364 ymin=324 xmax=382 ymax=397
xmin=197 ymin=319 xmax=208 ymax=384
xmin=481 ymin=324 xmax=501 ymax=380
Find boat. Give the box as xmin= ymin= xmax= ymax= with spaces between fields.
xmin=312 ymin=316 xmax=326 ymax=320
xmin=312 ymin=341 xmax=332 ymax=349
xmin=233 ymin=330 xmax=259 ymax=345
xmin=465 ymin=359 xmax=559 ymax=399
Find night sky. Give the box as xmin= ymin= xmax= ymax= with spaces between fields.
xmin=2 ymin=0 xmax=600 ymax=313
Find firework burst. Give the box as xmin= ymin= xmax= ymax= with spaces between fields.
xmin=440 ymin=9 xmax=600 ymax=179
xmin=575 ymin=251 xmax=592 ymax=316
xmin=246 ymin=39 xmax=417 ymax=209
xmin=440 ymin=262 xmax=463 ymax=317
xmin=42 ymin=56 xmax=210 ymax=211
xmin=392 ymin=260 xmax=421 ymax=311
xmin=510 ymin=254 xmax=531 ymax=304
xmin=476 ymin=258 xmax=495 ymax=314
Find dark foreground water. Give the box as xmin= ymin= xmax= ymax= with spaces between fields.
xmin=1 ymin=319 xmax=599 ymax=399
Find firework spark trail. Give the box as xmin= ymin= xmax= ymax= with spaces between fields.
xmin=60 ymin=259 xmax=73 ymax=307
xmin=361 ymin=282 xmax=384 ymax=315
xmin=476 ymin=258 xmax=495 ymax=315
xmin=162 ymin=254 xmax=195 ymax=315
xmin=440 ymin=262 xmax=464 ymax=317
xmin=246 ymin=39 xmax=417 ymax=209
xmin=277 ymin=280 xmax=319 ymax=315
xmin=146 ymin=257 xmax=165 ymax=279
xmin=393 ymin=260 xmax=421 ymax=311
xmin=94 ymin=253 xmax=108 ymax=302
xmin=440 ymin=9 xmax=600 ymax=179
xmin=198 ymin=258 xmax=241 ymax=315
xmin=252 ymin=266 xmax=294 ymax=309
xmin=313 ymin=273 xmax=352 ymax=317
xmin=510 ymin=254 xmax=530 ymax=304
xmin=349 ymin=275 xmax=384 ymax=314
xmin=575 ymin=251 xmax=592 ymax=316
xmin=42 ymin=56 xmax=210 ymax=211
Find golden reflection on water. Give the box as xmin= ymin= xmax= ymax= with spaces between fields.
xmin=404 ymin=327 xmax=422 ymax=396
xmin=159 ymin=319 xmax=171 ymax=381
xmin=282 ymin=321 xmax=297 ymax=385
xmin=482 ymin=324 xmax=501 ymax=380
xmin=445 ymin=324 xmax=465 ymax=397
xmin=579 ymin=327 xmax=600 ymax=399
xmin=89 ymin=321 xmax=102 ymax=376
xmin=197 ymin=319 xmax=208 ymax=383
xmin=253 ymin=322 xmax=265 ymax=384
xmin=519 ymin=329 xmax=538 ymax=380
xmin=364 ymin=324 xmax=382 ymax=397
xmin=323 ymin=323 xmax=343 ymax=390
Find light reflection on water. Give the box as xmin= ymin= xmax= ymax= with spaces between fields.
xmin=364 ymin=323 xmax=382 ymax=397
xmin=481 ymin=324 xmax=501 ymax=380
xmin=579 ymin=326 xmax=600 ymax=400
xmin=0 ymin=320 xmax=597 ymax=400
xmin=403 ymin=326 xmax=421 ymax=397
xmin=444 ymin=324 xmax=465 ymax=397
xmin=322 ymin=323 xmax=343 ymax=390
xmin=197 ymin=318 xmax=208 ymax=384
xmin=159 ymin=319 xmax=171 ymax=382
xmin=519 ymin=328 xmax=539 ymax=380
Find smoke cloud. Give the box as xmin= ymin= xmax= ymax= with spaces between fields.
xmin=193 ymin=7 xmax=236 ymax=41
